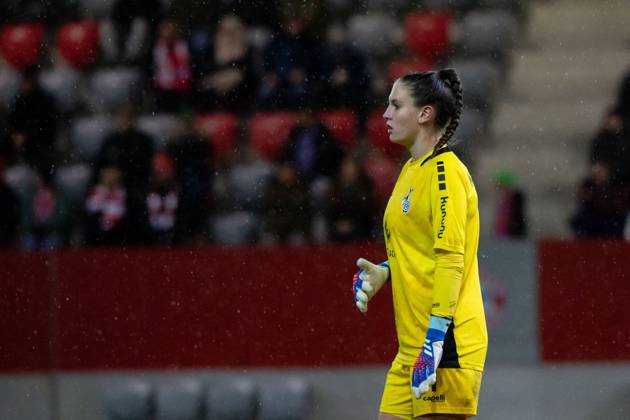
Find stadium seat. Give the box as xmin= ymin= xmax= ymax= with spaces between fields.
xmin=224 ymin=159 xmax=273 ymax=212
xmin=71 ymin=115 xmax=115 ymax=161
xmin=455 ymin=108 xmax=486 ymax=146
xmin=347 ymin=13 xmax=401 ymax=57
xmin=318 ymin=110 xmax=358 ymax=151
xmin=3 ymin=164 xmax=36 ymax=203
xmin=0 ymin=66 xmax=20 ymax=108
xmin=103 ymin=379 xmax=153 ymax=420
xmin=86 ymin=67 xmax=142 ymax=113
xmin=248 ymin=112 xmax=298 ymax=161
xmin=205 ymin=379 xmax=257 ymax=420
xmin=155 ymin=379 xmax=204 ymax=420
xmin=257 ymin=378 xmax=311 ymax=420
xmin=449 ymin=58 xmax=500 ymax=109
xmin=458 ymin=10 xmax=518 ymax=58
xmin=0 ymin=23 xmax=44 ymax=70
xmin=363 ymin=156 xmax=400 ymax=209
xmin=423 ymin=0 xmax=475 ymax=11
xmin=195 ymin=113 xmax=239 ymax=165
xmin=386 ymin=57 xmax=434 ymax=83
xmin=55 ymin=164 xmax=92 ymax=205
xmin=79 ymin=0 xmax=117 ymax=18
xmin=56 ymin=21 xmax=100 ymax=69
xmin=366 ymin=110 xmax=404 ymax=158
xmin=39 ymin=64 xmax=83 ymax=113
xmin=210 ymin=211 xmax=260 ymax=245
xmin=477 ymin=0 xmax=530 ymax=26
xmin=137 ymin=114 xmax=185 ymax=151
xmin=404 ymin=11 xmax=452 ymax=61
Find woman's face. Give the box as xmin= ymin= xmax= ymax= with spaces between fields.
xmin=382 ymin=80 xmax=421 ymax=146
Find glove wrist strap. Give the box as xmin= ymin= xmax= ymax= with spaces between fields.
xmin=378 ymin=261 xmax=391 ymax=282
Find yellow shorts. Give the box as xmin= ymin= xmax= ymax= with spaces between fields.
xmin=379 ymin=359 xmax=482 ymax=418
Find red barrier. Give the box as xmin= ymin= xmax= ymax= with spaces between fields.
xmin=0 ymin=252 xmax=51 ymax=371
xmin=0 ymin=244 xmax=395 ymax=372
xmin=539 ymin=240 xmax=630 ymax=362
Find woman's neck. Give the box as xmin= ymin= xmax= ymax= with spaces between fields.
xmin=409 ymin=129 xmax=440 ymax=162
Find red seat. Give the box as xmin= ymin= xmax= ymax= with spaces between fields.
xmin=386 ymin=57 xmax=434 ymax=83
xmin=195 ymin=113 xmax=239 ymax=164
xmin=248 ymin=112 xmax=299 ymax=161
xmin=363 ymin=156 xmax=400 ymax=209
xmin=366 ymin=110 xmax=404 ymax=158
xmin=56 ymin=21 xmax=100 ymax=69
xmin=0 ymin=23 xmax=44 ymax=70
xmin=404 ymin=11 xmax=451 ymax=60
xmin=318 ymin=109 xmax=357 ymax=151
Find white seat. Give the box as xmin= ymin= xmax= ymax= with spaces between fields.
xmin=137 ymin=114 xmax=185 ymax=151
xmin=257 ymin=378 xmax=310 ymax=420
xmin=347 ymin=13 xmax=402 ymax=57
xmin=155 ymin=379 xmax=204 ymax=420
xmin=103 ymin=379 xmax=153 ymax=420
xmin=71 ymin=115 xmax=116 ymax=161
xmin=86 ymin=67 xmax=142 ymax=113
xmin=0 ymin=66 xmax=20 ymax=108
xmin=39 ymin=64 xmax=83 ymax=113
xmin=205 ymin=379 xmax=257 ymax=420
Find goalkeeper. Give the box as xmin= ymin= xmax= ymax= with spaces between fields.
xmin=353 ymin=69 xmax=487 ymax=419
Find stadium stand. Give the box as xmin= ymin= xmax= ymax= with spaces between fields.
xmin=103 ymin=380 xmax=153 ymax=420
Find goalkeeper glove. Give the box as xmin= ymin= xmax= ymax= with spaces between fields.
xmin=352 ymin=258 xmax=389 ymax=314
xmin=411 ymin=315 xmax=452 ymax=398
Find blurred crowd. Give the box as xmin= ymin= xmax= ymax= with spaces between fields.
xmin=570 ymin=71 xmax=630 ymax=239
xmin=0 ymin=0 xmax=526 ymax=249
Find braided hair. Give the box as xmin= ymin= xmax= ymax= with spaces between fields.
xmin=399 ymin=68 xmax=464 ymax=156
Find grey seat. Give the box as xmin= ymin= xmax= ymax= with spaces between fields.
xmin=103 ymin=379 xmax=153 ymax=420
xmin=347 ymin=13 xmax=401 ymax=57
xmin=210 ymin=211 xmax=260 ymax=245
xmin=449 ymin=58 xmax=501 ymax=110
xmin=78 ymin=0 xmax=117 ymax=18
xmin=0 ymin=67 xmax=20 ymax=108
xmin=71 ymin=115 xmax=115 ymax=161
xmin=137 ymin=114 xmax=184 ymax=151
xmin=86 ymin=67 xmax=142 ymax=113
xmin=55 ymin=163 xmax=92 ymax=205
xmin=458 ymin=9 xmax=518 ymax=58
xmin=3 ymin=164 xmax=36 ymax=203
xmin=205 ymin=379 xmax=257 ymax=420
xmin=225 ymin=160 xmax=273 ymax=212
xmin=257 ymin=378 xmax=311 ymax=420
xmin=39 ymin=64 xmax=83 ymax=113
xmin=155 ymin=379 xmax=204 ymax=420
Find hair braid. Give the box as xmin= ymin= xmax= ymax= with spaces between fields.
xmin=435 ymin=68 xmax=463 ymax=152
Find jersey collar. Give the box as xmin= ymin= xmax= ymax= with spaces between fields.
xmin=420 ymin=145 xmax=451 ymax=166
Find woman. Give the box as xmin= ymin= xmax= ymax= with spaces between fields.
xmin=352 ymin=69 xmax=487 ymax=419
xmin=192 ymin=14 xmax=258 ymax=112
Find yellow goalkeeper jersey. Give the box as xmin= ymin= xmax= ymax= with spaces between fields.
xmin=383 ymin=147 xmax=487 ymax=371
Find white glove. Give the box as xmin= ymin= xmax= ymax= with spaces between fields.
xmin=352 ymin=258 xmax=390 ymax=313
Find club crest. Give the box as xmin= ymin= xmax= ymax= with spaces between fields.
xmin=401 ymin=188 xmax=413 ymax=213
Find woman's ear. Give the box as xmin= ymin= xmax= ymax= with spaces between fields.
xmin=417 ymin=105 xmax=434 ymax=125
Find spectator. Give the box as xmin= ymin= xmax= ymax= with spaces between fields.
xmin=94 ymin=107 xmax=155 ymax=200
xmin=318 ymin=23 xmax=371 ymax=113
xmin=101 ymin=0 xmax=163 ymax=65
xmin=21 ymin=170 xmax=70 ymax=251
xmin=165 ymin=119 xmax=212 ymax=244
xmin=570 ymin=161 xmax=629 ymax=238
xmin=280 ymin=109 xmax=345 ymax=186
xmin=83 ymin=166 xmax=131 ymax=246
xmin=150 ymin=18 xmax=193 ymax=112
xmin=327 ymin=156 xmax=375 ymax=242
xmin=8 ymin=66 xmax=57 ymax=170
xmin=146 ymin=152 xmax=180 ymax=246
xmin=192 ymin=14 xmax=258 ymax=113
xmin=590 ymin=108 xmax=630 ymax=184
xmin=257 ymin=12 xmax=318 ymax=109
xmin=262 ymin=161 xmax=312 ymax=245
xmin=493 ymin=170 xmax=527 ymax=239
xmin=0 ymin=160 xmax=21 ymax=248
